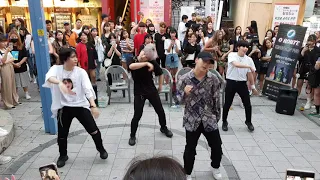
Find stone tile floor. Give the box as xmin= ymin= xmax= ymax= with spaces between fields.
xmin=0 ymin=82 xmax=320 ymax=180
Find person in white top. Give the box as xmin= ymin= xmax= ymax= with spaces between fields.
xmin=222 ymin=40 xmax=256 ymax=132
xmin=164 ymin=28 xmax=181 ymax=78
xmin=43 ymin=48 xmax=108 ymax=168
xmin=178 ymin=15 xmax=188 ymax=43
xmin=72 ymin=19 xmax=83 ymax=35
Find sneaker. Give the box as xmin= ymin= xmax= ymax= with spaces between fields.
xmin=25 ymin=93 xmax=31 ymax=100
xmin=0 ymin=128 xmax=8 ymax=137
xmin=99 ymin=149 xmax=108 ymax=159
xmin=0 ymin=155 xmax=12 ymax=165
xmin=128 ymin=137 xmax=136 ymax=146
xmin=245 ymin=121 xmax=254 ymax=132
xmin=212 ymin=167 xmax=222 ymax=180
xmin=222 ymin=121 xmax=228 ymax=131
xmin=33 ymin=78 xmax=37 ymax=83
xmin=305 ymin=101 xmax=312 ymax=110
xmin=186 ymin=175 xmax=192 ymax=180
xmin=160 ymin=127 xmax=173 ymax=138
xmin=56 ymin=155 xmax=68 ymax=168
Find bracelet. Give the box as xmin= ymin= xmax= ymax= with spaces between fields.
xmin=251 ymin=85 xmax=256 ymax=90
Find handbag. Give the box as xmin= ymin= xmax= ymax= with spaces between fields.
xmin=103 ymin=48 xmax=116 ymax=67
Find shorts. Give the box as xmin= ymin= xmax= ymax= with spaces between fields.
xmin=217 ymin=60 xmax=226 ymax=67
xmin=15 ymin=71 xmax=30 ymax=88
xmin=121 ymin=53 xmax=134 ymax=66
xmin=260 ymin=67 xmax=268 ymax=74
xmin=166 ymin=54 xmax=179 ymax=68
xmin=253 ymin=59 xmax=260 ymax=73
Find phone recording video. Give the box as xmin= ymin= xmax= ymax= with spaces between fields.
xmin=286 ymin=169 xmax=315 ymax=180
xmin=39 ymin=163 xmax=60 ymax=180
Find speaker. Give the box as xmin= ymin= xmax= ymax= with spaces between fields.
xmin=275 ymin=88 xmax=298 ymax=115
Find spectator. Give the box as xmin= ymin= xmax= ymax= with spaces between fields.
xmin=64 ymin=22 xmax=78 ymax=48
xmin=206 ymin=21 xmax=214 ymax=38
xmin=123 ymin=156 xmax=185 ymax=180
xmin=178 ymin=15 xmax=188 ymax=43
xmin=46 ymin=20 xmax=53 ymax=34
xmin=0 ymin=25 xmax=4 ymax=35
xmin=139 ymin=34 xmax=153 ymax=53
xmin=147 ymin=23 xmax=156 ymax=39
xmin=100 ymin=14 xmax=109 ymax=35
xmin=19 ymin=27 xmax=34 ymax=82
xmin=146 ymin=18 xmax=153 ymax=27
xmin=130 ymin=22 xmax=138 ymax=39
xmin=198 ymin=28 xmax=209 ymax=51
xmin=91 ymin=28 xmax=104 ymax=81
xmin=183 ymin=33 xmax=201 ymax=68
xmin=9 ymin=31 xmax=31 ymax=100
xmin=259 ymin=38 xmax=272 ymax=90
xmin=154 ymin=22 xmax=168 ymax=68
xmin=186 ymin=13 xmax=196 ymax=28
xmin=183 ymin=27 xmax=194 ymax=50
xmin=52 ymin=30 xmax=70 ymax=65
xmin=164 ymin=28 xmax=180 ymax=78
xmin=219 ymin=27 xmax=234 ymax=76
xmin=0 ymin=34 xmax=19 ymax=109
xmin=105 ymin=33 xmax=122 ymax=86
xmin=134 ymin=22 xmax=147 ymax=56
xmin=15 ymin=18 xmax=25 ymax=32
xmin=73 ymin=19 xmax=83 ymax=35
xmin=101 ymin=22 xmax=111 ymax=49
xmin=265 ymin=29 xmax=274 ymax=40
xmin=116 ymin=16 xmax=124 ymax=30
xmin=119 ymin=29 xmax=134 ymax=71
xmin=109 ymin=20 xmax=115 ymax=33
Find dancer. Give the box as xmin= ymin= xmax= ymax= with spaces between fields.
xmin=128 ymin=44 xmax=173 ymax=146
xmin=43 ymin=48 xmax=108 ymax=168
xmin=177 ymin=52 xmax=223 ymax=180
xmin=222 ymin=40 xmax=256 ymax=132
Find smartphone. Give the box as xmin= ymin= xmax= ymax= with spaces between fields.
xmin=286 ymin=169 xmax=315 ymax=180
xmin=8 ymin=42 xmax=13 ymax=49
xmin=39 ymin=163 xmax=59 ymax=180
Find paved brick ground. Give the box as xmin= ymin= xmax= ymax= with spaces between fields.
xmin=1 ymin=81 xmax=320 ymax=180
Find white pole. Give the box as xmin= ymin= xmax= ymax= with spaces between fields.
xmin=216 ymin=0 xmax=224 ymax=30
xmin=214 ymin=0 xmax=219 ymax=30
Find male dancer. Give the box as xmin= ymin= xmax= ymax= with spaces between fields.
xmin=128 ymin=44 xmax=173 ymax=146
xmin=177 ymin=52 xmax=223 ymax=180
xmin=222 ymin=40 xmax=256 ymax=132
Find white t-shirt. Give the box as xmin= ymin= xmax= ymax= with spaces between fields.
xmin=0 ymin=50 xmax=13 ymax=64
xmin=73 ymin=28 xmax=82 ymax=35
xmin=164 ymin=39 xmax=181 ymax=55
xmin=43 ymin=65 xmax=95 ymax=118
xmin=226 ymin=52 xmax=256 ymax=81
xmin=178 ymin=21 xmax=187 ymax=42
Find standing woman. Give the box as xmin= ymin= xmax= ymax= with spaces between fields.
xmin=0 ymin=35 xmax=19 ymax=109
xmin=105 ymin=33 xmax=122 ymax=86
xmin=204 ymin=30 xmax=223 ymax=70
xmin=119 ymin=29 xmax=134 ymax=71
xmin=198 ymin=28 xmax=209 ymax=51
xmin=43 ymin=48 xmax=108 ymax=168
xmin=115 ymin=16 xmax=124 ymax=30
xmin=206 ymin=21 xmax=214 ymax=38
xmin=247 ymin=39 xmax=261 ymax=87
xmin=219 ymin=28 xmax=234 ymax=76
xmin=101 ymin=23 xmax=111 ymax=49
xmin=52 ymin=30 xmax=70 ymax=65
xmin=183 ymin=33 xmax=201 ymax=68
xmin=15 ymin=18 xmax=24 ymax=32
xmin=9 ymin=31 xmax=31 ymax=100
xmin=164 ymin=28 xmax=181 ymax=78
xmin=91 ymin=28 xmax=104 ymax=81
xmin=259 ymin=38 xmax=272 ymax=90
xmin=139 ymin=34 xmax=153 ymax=53
xmin=233 ymin=26 xmax=242 ymax=51
xmin=19 ymin=27 xmax=34 ymax=81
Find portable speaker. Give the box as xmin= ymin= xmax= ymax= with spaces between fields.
xmin=275 ymin=88 xmax=298 ymax=115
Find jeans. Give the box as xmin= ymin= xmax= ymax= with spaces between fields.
xmin=27 ymin=54 xmax=35 ymax=79
xmin=96 ymin=59 xmax=102 ymax=80
xmin=130 ymin=93 xmax=167 ymax=137
xmin=122 ymin=53 xmax=134 ymax=66
xmin=184 ymin=123 xmax=222 ymax=175
xmin=222 ymin=79 xmax=252 ymax=123
xmin=57 ymin=107 xmax=104 ymax=156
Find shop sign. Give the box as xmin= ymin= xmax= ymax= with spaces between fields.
xmin=10 ymin=0 xmax=53 ymax=7
xmin=262 ymin=24 xmax=307 ymax=100
xmin=140 ymin=0 xmax=164 ymax=30
xmin=271 ymin=4 xmax=300 ymax=29
xmin=54 ymin=8 xmax=72 ymax=13
xmin=53 ymin=0 xmax=101 ymax=8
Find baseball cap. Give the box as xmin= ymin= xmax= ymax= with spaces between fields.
xmin=64 ymin=22 xmax=70 ymax=26
xmin=197 ymin=52 xmax=214 ymax=64
xmin=102 ymin=14 xmax=109 ymax=19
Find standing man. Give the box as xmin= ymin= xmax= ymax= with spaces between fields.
xmin=133 ymin=22 xmax=147 ymax=56
xmin=178 ymin=15 xmax=188 ymax=44
xmin=46 ymin=20 xmax=53 ymax=34
xmin=128 ymin=44 xmax=173 ymax=146
xmin=100 ymin=14 xmax=109 ymax=35
xmin=64 ymin=22 xmax=78 ymax=48
xmin=73 ymin=19 xmax=83 ymax=35
xmin=177 ymin=52 xmax=223 ymax=180
xmin=154 ymin=22 xmax=168 ymax=68
xmin=222 ymin=40 xmax=256 ymax=132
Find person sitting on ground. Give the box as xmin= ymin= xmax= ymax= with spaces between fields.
xmin=123 ymin=156 xmax=186 ymax=180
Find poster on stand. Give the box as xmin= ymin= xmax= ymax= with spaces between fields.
xmin=271 ymin=3 xmax=299 ymax=29
xmin=262 ymin=24 xmax=307 ymax=100
xmin=205 ymin=0 xmax=218 ymax=29
xmin=140 ymin=0 xmax=164 ymax=30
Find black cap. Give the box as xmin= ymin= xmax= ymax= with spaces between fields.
xmin=197 ymin=52 xmax=214 ymax=64
xmin=64 ymin=22 xmax=70 ymax=26
xmin=102 ymin=14 xmax=108 ymax=19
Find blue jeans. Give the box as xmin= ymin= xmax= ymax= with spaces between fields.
xmin=27 ymin=54 xmax=35 ymax=78
xmin=122 ymin=53 xmax=134 ymax=66
xmin=96 ymin=59 xmax=102 ymax=80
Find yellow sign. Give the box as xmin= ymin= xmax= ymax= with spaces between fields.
xmin=37 ymin=29 xmax=45 ymax=37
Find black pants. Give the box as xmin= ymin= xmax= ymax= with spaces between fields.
xmin=131 ymin=93 xmax=167 ymax=137
xmin=157 ymin=55 xmax=166 ymax=68
xmin=222 ymin=79 xmax=252 ymax=123
xmin=184 ymin=123 xmax=222 ymax=175
xmin=57 ymin=107 xmax=104 ymax=156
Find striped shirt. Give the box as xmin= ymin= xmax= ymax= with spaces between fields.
xmin=120 ymin=39 xmax=134 ymax=53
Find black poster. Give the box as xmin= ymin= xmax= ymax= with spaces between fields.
xmin=262 ymin=24 xmax=307 ymax=100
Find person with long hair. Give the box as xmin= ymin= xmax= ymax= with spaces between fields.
xmin=154 ymin=22 xmax=169 ymax=68
xmin=245 ymin=27 xmax=254 ymax=34
xmin=0 ymin=34 xmax=19 ymax=109
xmin=139 ymin=34 xmax=153 ymax=53
xmin=247 ymin=39 xmax=261 ymax=88
xmin=259 ymin=38 xmax=272 ymax=90
xmin=204 ymin=30 xmax=222 ymax=70
xmin=109 ymin=20 xmax=115 ymax=33
xmin=115 ymin=16 xmax=124 ymax=30
xmin=147 ymin=23 xmax=156 ymax=38
xmin=43 ymin=48 xmax=108 ymax=168
xmin=128 ymin=44 xmax=173 ymax=146
xmin=183 ymin=27 xmax=194 ymax=50
xmin=91 ymin=28 xmax=104 ymax=81
xmin=77 ymin=25 xmax=94 ymax=44
xmin=146 ymin=19 xmax=153 ymax=27
xmin=250 ymin=20 xmax=258 ymax=34
xmin=19 ymin=27 xmax=34 ymax=82
xmin=206 ymin=21 xmax=214 ymax=38
xmin=164 ymin=28 xmax=180 ymax=79
xmin=15 ymin=18 xmax=25 ymax=32
xmin=52 ymin=30 xmax=70 ymax=65
xmin=105 ymin=33 xmax=122 ymax=86
xmin=219 ymin=28 xmax=234 ymax=76
xmin=265 ymin=29 xmax=274 ymax=40
xmin=198 ymin=28 xmax=209 ymax=51
xmin=8 ymin=31 xmax=31 ymax=100
xmin=233 ymin=26 xmax=242 ymax=51
xmin=183 ymin=33 xmax=201 ymax=68
xmin=120 ymin=29 xmax=134 ymax=71
xmin=101 ymin=22 xmax=111 ymax=49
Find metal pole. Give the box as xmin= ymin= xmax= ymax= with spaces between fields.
xmin=27 ymin=0 xmax=57 ymax=134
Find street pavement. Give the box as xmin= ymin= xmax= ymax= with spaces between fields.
xmin=1 ymin=81 xmax=320 ymax=180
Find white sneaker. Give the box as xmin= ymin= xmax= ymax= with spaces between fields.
xmin=186 ymin=175 xmax=192 ymax=180
xmin=33 ymin=78 xmax=37 ymax=83
xmin=305 ymin=101 xmax=312 ymax=110
xmin=0 ymin=128 xmax=8 ymax=137
xmin=212 ymin=167 xmax=222 ymax=180
xmin=26 ymin=93 xmax=31 ymax=100
xmin=0 ymin=155 xmax=12 ymax=165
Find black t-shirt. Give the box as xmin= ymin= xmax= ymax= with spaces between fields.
xmin=154 ymin=33 xmax=168 ymax=58
xmin=106 ymin=44 xmax=122 ymax=66
xmin=130 ymin=60 xmax=163 ymax=95
xmin=12 ymin=46 xmax=28 ymax=73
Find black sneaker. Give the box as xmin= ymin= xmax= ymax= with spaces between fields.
xmin=99 ymin=149 xmax=108 ymax=159
xmin=160 ymin=127 xmax=173 ymax=138
xmin=97 ymin=78 xmax=101 ymax=81
xmin=57 ymin=155 xmax=68 ymax=168
xmin=128 ymin=137 xmax=136 ymax=146
xmin=245 ymin=121 xmax=254 ymax=132
xmin=222 ymin=122 xmax=228 ymax=131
